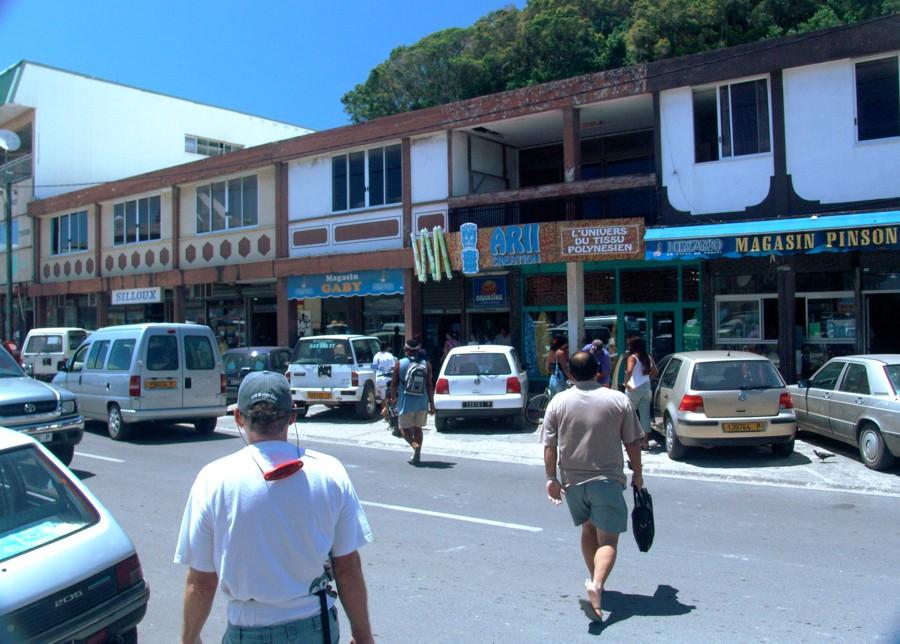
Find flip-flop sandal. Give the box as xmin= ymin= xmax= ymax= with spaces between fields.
xmin=579 ymin=598 xmax=603 ymax=623
xmin=584 ymin=579 xmax=603 ymax=619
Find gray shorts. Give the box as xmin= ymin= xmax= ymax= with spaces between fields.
xmin=565 ymin=478 xmax=628 ymax=533
xmin=398 ymin=409 xmax=428 ymax=429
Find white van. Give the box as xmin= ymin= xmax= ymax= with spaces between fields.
xmin=21 ymin=327 xmax=91 ymax=381
xmin=52 ymin=323 xmax=226 ymax=440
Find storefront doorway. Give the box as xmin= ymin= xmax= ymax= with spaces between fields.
xmin=866 ymin=292 xmax=900 ymax=353
xmin=466 ymin=312 xmax=510 ymax=345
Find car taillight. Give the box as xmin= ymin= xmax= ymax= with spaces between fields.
xmin=115 ymin=553 xmax=143 ymax=591
xmin=779 ymin=392 xmax=793 ymax=410
xmin=351 ymin=371 xmax=359 ymax=387
xmin=220 ymin=373 xmax=226 ymax=395
xmin=129 ymin=375 xmax=141 ymax=397
xmin=435 ymin=378 xmax=449 ymax=394
xmin=506 ymin=376 xmax=521 ymax=394
xmin=678 ymin=394 xmax=705 ymax=413
xmin=285 ymin=370 xmax=291 ymax=382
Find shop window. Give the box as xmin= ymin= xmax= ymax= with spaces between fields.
xmin=585 ymin=272 xmax=615 ymax=305
xmin=713 ymin=272 xmax=777 ymax=295
xmin=682 ymin=308 xmax=701 ymax=351
xmin=114 ymin=196 xmax=161 ymax=246
xmin=806 ymin=296 xmax=855 ymax=341
xmin=525 ymin=275 xmax=567 ymax=306
xmin=862 ymin=270 xmax=900 ymax=290
xmin=694 ymin=78 xmax=771 ymax=162
xmin=682 ymin=268 xmax=700 ymax=301
xmin=620 ymin=269 xmax=678 ymax=303
xmin=716 ymin=299 xmax=762 ymax=342
xmin=855 ymin=56 xmax=899 ymax=141
xmin=797 ymin=271 xmax=852 ymax=292
xmin=332 ymin=144 xmax=402 ymax=212
xmin=50 ymin=210 xmax=88 ymax=255
xmin=196 ymin=175 xmax=257 ymax=233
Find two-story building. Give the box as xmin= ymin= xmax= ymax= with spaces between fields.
xmin=25 ymin=15 xmax=900 ymax=383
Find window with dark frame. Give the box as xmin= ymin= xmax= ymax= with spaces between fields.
xmin=185 ymin=135 xmax=243 ymax=157
xmin=331 ymin=144 xmax=402 ymax=212
xmin=195 ymin=175 xmax=258 ymax=233
xmin=50 ymin=210 xmax=88 ymax=255
xmin=856 ymin=56 xmax=900 ymax=141
xmin=114 ymin=196 xmax=161 ymax=246
xmin=694 ymin=78 xmax=771 ymax=163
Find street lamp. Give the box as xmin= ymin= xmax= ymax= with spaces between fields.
xmin=0 ymin=129 xmax=22 ymax=344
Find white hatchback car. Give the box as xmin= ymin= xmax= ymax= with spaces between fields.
xmin=434 ymin=345 xmax=529 ymax=431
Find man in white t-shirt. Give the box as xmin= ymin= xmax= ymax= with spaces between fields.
xmin=175 ymin=371 xmax=375 ymax=644
xmin=373 ymin=341 xmax=396 ymax=373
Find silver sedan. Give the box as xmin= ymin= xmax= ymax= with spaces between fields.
xmin=788 ymin=355 xmax=900 ymax=470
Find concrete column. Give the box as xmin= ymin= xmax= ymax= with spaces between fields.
xmin=566 ymin=262 xmax=585 ymax=348
xmin=276 ymin=277 xmax=290 ymax=348
xmin=172 ymin=285 xmax=186 ymax=323
xmin=96 ymin=290 xmax=109 ymax=328
xmin=776 ymin=263 xmax=796 ymax=382
xmin=403 ymin=269 xmax=422 ymax=341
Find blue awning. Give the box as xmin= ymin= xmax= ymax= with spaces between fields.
xmin=645 ymin=211 xmax=900 ymax=261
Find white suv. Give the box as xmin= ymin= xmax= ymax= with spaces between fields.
xmin=287 ymin=335 xmax=381 ymax=419
xmin=434 ymin=345 xmax=529 ymax=431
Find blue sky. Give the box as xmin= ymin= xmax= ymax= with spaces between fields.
xmin=0 ymin=0 xmax=525 ymax=131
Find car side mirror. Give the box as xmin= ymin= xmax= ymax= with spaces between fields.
xmin=57 ymin=361 xmax=68 ymax=372
xmin=797 ymin=378 xmax=810 ymax=388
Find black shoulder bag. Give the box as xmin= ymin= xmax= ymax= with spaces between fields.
xmin=631 ymin=487 xmax=655 ymax=552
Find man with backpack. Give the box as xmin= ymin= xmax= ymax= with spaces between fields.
xmin=390 ymin=338 xmax=434 ymax=465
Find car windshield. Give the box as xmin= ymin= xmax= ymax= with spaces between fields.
xmin=292 ymin=339 xmax=353 ymax=365
xmin=0 ymin=445 xmax=99 ymax=562
xmin=445 ymin=353 xmax=511 ymax=376
xmin=223 ymin=352 xmax=268 ymax=375
xmin=884 ymin=364 xmax=900 ymax=395
xmin=691 ymin=360 xmax=784 ymax=391
xmin=0 ymin=349 xmax=25 ymax=377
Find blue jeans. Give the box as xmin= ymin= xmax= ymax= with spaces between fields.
xmin=627 ymin=382 xmax=652 ymax=437
xmin=222 ymin=608 xmax=339 ymax=644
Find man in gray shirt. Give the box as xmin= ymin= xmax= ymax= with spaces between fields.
xmin=542 ymin=350 xmax=644 ymax=622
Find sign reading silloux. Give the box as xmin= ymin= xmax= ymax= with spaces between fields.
xmin=111 ymin=287 xmax=162 ymax=305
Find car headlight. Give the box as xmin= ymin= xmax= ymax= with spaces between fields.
xmin=60 ymin=399 xmax=77 ymax=414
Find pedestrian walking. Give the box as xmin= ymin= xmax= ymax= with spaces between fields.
xmin=542 ymin=351 xmax=644 ymax=622
xmin=391 ymin=338 xmax=435 ymax=465
xmin=581 ymin=338 xmax=611 ymax=387
xmin=373 ymin=341 xmax=396 ymax=373
xmin=623 ymin=336 xmax=658 ymax=450
xmin=175 ymin=371 xmax=375 ymax=644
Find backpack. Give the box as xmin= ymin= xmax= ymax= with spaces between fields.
xmin=404 ymin=359 xmax=428 ymax=396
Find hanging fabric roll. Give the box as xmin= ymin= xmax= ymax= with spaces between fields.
xmin=434 ymin=226 xmax=453 ymax=279
xmin=410 ymin=231 xmax=424 ymax=281
xmin=431 ymin=228 xmax=443 ymax=282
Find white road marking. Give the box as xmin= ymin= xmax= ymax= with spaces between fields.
xmin=74 ymin=452 xmax=125 ymax=463
xmin=361 ymin=500 xmax=542 ymax=532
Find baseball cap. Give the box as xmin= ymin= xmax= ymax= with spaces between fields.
xmin=237 ymin=371 xmax=294 ymax=415
xmin=405 ymin=338 xmax=421 ymax=350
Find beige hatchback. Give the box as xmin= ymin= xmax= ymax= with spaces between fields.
xmin=652 ymin=351 xmax=796 ymax=460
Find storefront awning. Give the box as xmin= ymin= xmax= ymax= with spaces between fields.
xmin=287 ymin=269 xmax=404 ymax=299
xmin=644 ymin=210 xmax=900 ymax=261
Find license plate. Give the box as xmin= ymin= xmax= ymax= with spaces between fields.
xmin=462 ymin=401 xmax=492 ymax=408
xmin=146 ymin=379 xmax=177 ymax=390
xmin=722 ymin=422 xmax=764 ymax=433
xmin=227 ymin=378 xmax=241 ymax=387
xmin=36 ymin=433 xmax=53 ymax=443
xmin=307 ymin=391 xmax=332 ymax=400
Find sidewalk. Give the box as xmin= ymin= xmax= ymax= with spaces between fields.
xmin=218 ymin=408 xmax=900 ymax=498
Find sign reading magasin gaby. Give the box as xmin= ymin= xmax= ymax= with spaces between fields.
xmin=446 ymin=218 xmax=644 ymax=272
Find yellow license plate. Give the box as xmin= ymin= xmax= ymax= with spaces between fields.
xmin=722 ymin=422 xmax=764 ymax=433
xmin=307 ymin=391 xmax=331 ymax=400
xmin=145 ymin=379 xmax=177 ymax=390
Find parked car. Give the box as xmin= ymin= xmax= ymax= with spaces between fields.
xmin=788 ymin=354 xmax=900 ymax=470
xmin=223 ymin=346 xmax=292 ymax=405
xmin=652 ymin=350 xmax=796 ymax=460
xmin=287 ymin=335 xmax=381 ymax=419
xmin=21 ymin=327 xmax=91 ymax=382
xmin=0 ymin=427 xmax=149 ymax=642
xmin=433 ymin=344 xmax=529 ymax=431
xmin=53 ymin=323 xmax=226 ymax=441
xmin=0 ymin=344 xmax=83 ymax=465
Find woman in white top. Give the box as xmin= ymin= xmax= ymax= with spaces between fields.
xmin=624 ymin=336 xmax=658 ymax=450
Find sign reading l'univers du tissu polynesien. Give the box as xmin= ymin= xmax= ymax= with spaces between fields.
xmin=447 ymin=218 xmax=644 ymax=274
xmin=647 ymin=224 xmax=900 ymax=261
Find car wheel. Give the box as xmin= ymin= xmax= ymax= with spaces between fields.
xmin=858 ymin=423 xmax=896 ymax=471
xmin=355 ymin=383 xmax=377 ymax=420
xmin=107 ymin=404 xmax=132 ymax=441
xmin=435 ymin=414 xmax=449 ymax=432
xmin=50 ymin=443 xmax=75 ymax=466
xmin=664 ymin=414 xmax=686 ymax=460
xmin=194 ymin=418 xmax=217 ymax=434
xmin=771 ymin=439 xmax=794 ymax=458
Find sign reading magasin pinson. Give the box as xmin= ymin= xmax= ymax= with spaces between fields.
xmin=111 ymin=287 xmax=162 ymax=306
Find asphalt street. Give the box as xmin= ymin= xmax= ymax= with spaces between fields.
xmin=68 ymin=409 xmax=900 ymax=643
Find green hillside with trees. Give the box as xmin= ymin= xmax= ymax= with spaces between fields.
xmin=341 ymin=0 xmax=899 ymax=123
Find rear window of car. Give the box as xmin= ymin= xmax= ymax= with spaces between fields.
xmin=185 ymin=335 xmax=215 ymax=370
xmin=445 ymin=353 xmax=512 ymax=376
xmin=292 ymin=339 xmax=353 ymax=365
xmin=147 ymin=335 xmax=179 ymax=371
xmin=884 ymin=364 xmax=900 ymax=394
xmin=25 ymin=334 xmax=63 ymax=353
xmin=0 ymin=445 xmax=99 ymax=562
xmin=68 ymin=330 xmax=88 ymax=349
xmin=691 ymin=360 xmax=784 ymax=391
xmin=223 ymin=352 xmax=268 ymax=375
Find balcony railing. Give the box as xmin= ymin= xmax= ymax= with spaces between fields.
xmin=0 ymin=153 xmax=32 ymax=183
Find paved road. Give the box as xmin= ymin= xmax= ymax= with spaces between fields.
xmin=69 ymin=411 xmax=900 ymax=642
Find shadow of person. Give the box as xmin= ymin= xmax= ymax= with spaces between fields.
xmin=412 ymin=460 xmax=456 ymax=469
xmin=585 ymin=584 xmax=696 ymax=633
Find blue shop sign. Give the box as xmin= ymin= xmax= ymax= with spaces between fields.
xmin=469 ymin=276 xmax=508 ymax=308
xmin=287 ymin=269 xmax=404 ymax=299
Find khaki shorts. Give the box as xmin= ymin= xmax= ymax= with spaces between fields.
xmin=565 ymin=478 xmax=627 ymax=533
xmin=398 ymin=409 xmax=428 ymax=429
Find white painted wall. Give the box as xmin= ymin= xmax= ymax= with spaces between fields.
xmin=288 ymin=208 xmax=403 ymax=258
xmin=13 ymin=63 xmax=311 ymax=200
xmin=660 ymin=86 xmax=773 ymax=215
xmin=411 ymin=132 xmax=448 ymax=203
xmin=784 ymin=57 xmax=900 ymax=204
xmin=451 ymin=131 xmax=470 ymax=196
xmin=288 ymin=155 xmax=333 ymax=220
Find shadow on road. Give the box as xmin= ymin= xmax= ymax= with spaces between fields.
xmin=797 ymin=431 xmax=900 ymax=476
xmin=411 ymin=460 xmax=456 ymax=469
xmin=83 ymin=420 xmax=237 ymax=445
xmin=672 ymin=444 xmax=812 ymax=469
xmin=585 ymin=584 xmax=696 ymax=634
xmin=71 ymin=469 xmax=95 ymax=481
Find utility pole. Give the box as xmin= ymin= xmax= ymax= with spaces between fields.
xmin=0 ymin=129 xmax=21 ymax=344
